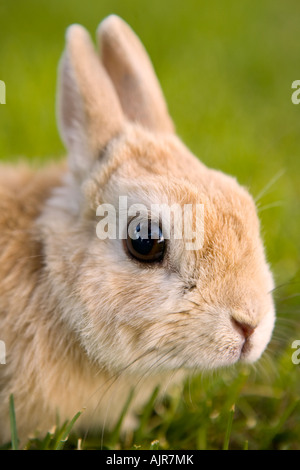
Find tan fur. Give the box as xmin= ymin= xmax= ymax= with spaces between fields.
xmin=0 ymin=16 xmax=275 ymax=444
xmin=98 ymin=15 xmax=174 ymax=133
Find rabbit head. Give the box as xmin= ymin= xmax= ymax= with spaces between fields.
xmin=41 ymin=15 xmax=275 ymax=377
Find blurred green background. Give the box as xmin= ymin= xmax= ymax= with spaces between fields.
xmin=0 ymin=0 xmax=299 ymax=449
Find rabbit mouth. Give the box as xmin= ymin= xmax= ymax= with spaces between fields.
xmin=237 ymin=308 xmax=275 ymax=364
xmin=239 ymin=337 xmax=253 ymax=359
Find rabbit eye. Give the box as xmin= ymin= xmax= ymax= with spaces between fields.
xmin=125 ymin=219 xmax=165 ymax=263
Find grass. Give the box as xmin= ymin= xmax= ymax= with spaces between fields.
xmin=0 ymin=0 xmax=299 ymax=450
xmin=9 ymin=395 xmax=18 ymax=450
xmin=5 ymin=353 xmax=300 ymax=450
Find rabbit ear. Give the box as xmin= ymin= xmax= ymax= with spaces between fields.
xmin=57 ymin=24 xmax=125 ymax=180
xmin=97 ymin=15 xmax=174 ymax=134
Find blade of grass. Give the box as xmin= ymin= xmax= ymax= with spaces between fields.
xmin=197 ymin=426 xmax=207 ymax=450
xmin=9 ymin=394 xmax=19 ymax=450
xmin=262 ymin=399 xmax=299 ymax=449
xmin=40 ymin=431 xmax=54 ymax=450
xmin=149 ymin=439 xmax=159 ymax=450
xmin=54 ymin=410 xmax=82 ymax=450
xmin=108 ymin=388 xmax=135 ymax=448
xmin=51 ymin=421 xmax=68 ymax=449
xmin=223 ymin=404 xmax=235 ymax=450
xmin=134 ymin=386 xmax=160 ymax=443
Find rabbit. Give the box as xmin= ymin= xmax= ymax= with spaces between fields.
xmin=0 ymin=15 xmax=275 ymax=445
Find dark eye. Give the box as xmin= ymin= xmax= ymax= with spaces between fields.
xmin=125 ymin=219 xmax=165 ymax=263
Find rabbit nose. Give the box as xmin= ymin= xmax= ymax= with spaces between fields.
xmin=232 ymin=318 xmax=256 ymax=340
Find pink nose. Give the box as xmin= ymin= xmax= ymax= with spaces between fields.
xmin=232 ymin=319 xmax=256 ymax=340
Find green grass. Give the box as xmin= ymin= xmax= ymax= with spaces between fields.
xmin=9 ymin=395 xmax=18 ymax=450
xmin=0 ymin=0 xmax=299 ymax=450
xmin=6 ymin=352 xmax=300 ymax=450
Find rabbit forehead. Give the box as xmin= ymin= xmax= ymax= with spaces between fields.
xmin=87 ymin=124 xmax=258 ymax=217
xmin=86 ymin=124 xmax=206 ymax=188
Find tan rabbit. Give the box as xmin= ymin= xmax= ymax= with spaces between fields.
xmin=0 ymin=15 xmax=275 ymax=444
